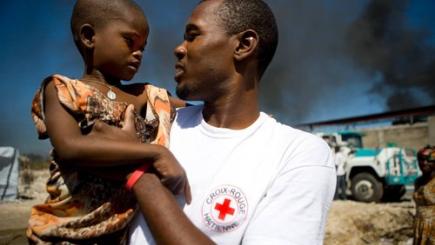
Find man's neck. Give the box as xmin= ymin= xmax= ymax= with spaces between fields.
xmin=202 ymin=85 xmax=260 ymax=130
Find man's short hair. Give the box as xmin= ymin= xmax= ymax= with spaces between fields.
xmin=70 ymin=0 xmax=144 ymax=54
xmin=211 ymin=0 xmax=279 ymax=77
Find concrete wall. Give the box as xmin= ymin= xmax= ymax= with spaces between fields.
xmin=361 ymin=121 xmax=431 ymax=150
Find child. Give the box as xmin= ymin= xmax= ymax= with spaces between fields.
xmin=27 ymin=0 xmax=188 ymax=243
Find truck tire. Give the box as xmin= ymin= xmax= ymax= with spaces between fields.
xmin=351 ymin=173 xmax=383 ymax=202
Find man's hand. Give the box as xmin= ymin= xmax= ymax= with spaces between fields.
xmin=90 ymin=104 xmax=138 ymax=142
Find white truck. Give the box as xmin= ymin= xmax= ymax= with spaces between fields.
xmin=318 ymin=131 xmax=420 ymax=202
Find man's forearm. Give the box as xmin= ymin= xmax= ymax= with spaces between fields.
xmin=133 ymin=173 xmax=214 ymax=245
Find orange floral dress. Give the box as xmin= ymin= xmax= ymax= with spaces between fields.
xmin=27 ymin=74 xmax=174 ymax=244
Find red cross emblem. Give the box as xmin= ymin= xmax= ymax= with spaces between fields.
xmin=214 ymin=198 xmax=235 ymax=220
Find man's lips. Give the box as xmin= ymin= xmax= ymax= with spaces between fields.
xmin=175 ymin=63 xmax=185 ymax=79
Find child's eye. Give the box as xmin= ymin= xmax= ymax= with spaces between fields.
xmin=124 ymin=37 xmax=134 ymax=47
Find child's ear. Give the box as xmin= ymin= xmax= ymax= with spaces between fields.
xmin=79 ymin=24 xmax=95 ymax=49
xmin=234 ymin=30 xmax=258 ymax=61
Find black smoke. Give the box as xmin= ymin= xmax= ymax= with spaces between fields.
xmin=259 ymin=0 xmax=434 ymax=124
xmin=346 ymin=0 xmax=435 ymax=111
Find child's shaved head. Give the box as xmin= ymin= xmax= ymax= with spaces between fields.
xmin=71 ymin=0 xmax=146 ymax=53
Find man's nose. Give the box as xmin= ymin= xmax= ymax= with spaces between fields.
xmin=174 ymin=42 xmax=187 ymax=60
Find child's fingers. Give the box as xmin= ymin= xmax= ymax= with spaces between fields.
xmin=122 ymin=104 xmax=136 ymax=133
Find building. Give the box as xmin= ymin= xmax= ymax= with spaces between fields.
xmin=298 ymin=105 xmax=435 ymax=150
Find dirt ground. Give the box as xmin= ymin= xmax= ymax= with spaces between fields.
xmin=0 ymin=170 xmax=416 ymax=245
xmin=325 ymin=201 xmax=414 ymax=245
xmin=0 ymin=170 xmax=49 ymax=245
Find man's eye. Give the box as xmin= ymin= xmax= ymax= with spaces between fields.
xmin=184 ymin=32 xmax=198 ymax=41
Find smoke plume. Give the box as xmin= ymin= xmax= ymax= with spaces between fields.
xmin=346 ymin=0 xmax=435 ymax=111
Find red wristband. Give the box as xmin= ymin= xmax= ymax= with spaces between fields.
xmin=125 ymin=164 xmax=150 ymax=191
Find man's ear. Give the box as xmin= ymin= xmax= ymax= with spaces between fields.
xmin=234 ymin=30 xmax=258 ymax=61
xmin=79 ymin=24 xmax=95 ymax=49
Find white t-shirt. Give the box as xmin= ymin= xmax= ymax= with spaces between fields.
xmin=129 ymin=105 xmax=336 ymax=245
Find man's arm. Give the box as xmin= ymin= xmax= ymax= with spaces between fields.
xmin=133 ymin=173 xmax=214 ymax=245
xmin=169 ymin=96 xmax=190 ymax=108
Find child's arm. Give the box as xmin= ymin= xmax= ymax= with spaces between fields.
xmin=43 ymin=80 xmax=191 ymax=200
xmin=44 ymin=80 xmax=162 ymax=168
xmin=88 ymin=111 xmax=191 ymax=202
xmin=169 ymin=96 xmax=190 ymax=108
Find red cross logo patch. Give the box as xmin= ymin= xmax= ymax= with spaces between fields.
xmin=202 ymin=185 xmax=248 ymax=233
xmin=215 ymin=198 xmax=235 ymax=220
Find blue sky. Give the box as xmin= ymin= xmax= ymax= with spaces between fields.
xmin=0 ymin=0 xmax=434 ymax=154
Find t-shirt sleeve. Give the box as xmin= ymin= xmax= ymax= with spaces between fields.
xmin=242 ymin=136 xmax=336 ymax=245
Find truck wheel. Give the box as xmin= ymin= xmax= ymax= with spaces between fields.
xmin=351 ymin=173 xmax=383 ymax=202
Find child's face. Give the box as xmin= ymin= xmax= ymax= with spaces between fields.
xmin=93 ymin=10 xmax=148 ymax=81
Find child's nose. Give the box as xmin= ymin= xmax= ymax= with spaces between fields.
xmin=132 ymin=50 xmax=143 ymax=60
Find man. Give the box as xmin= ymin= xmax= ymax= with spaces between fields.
xmin=129 ymin=0 xmax=336 ymax=244
xmin=94 ymin=0 xmax=336 ymax=244
xmin=334 ymin=146 xmax=347 ymax=200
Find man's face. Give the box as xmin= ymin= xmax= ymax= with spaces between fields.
xmin=174 ymin=0 xmax=236 ymax=101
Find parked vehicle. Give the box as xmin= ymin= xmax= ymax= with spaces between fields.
xmin=317 ymin=131 xmax=420 ymax=202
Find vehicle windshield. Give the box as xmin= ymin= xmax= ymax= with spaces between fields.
xmin=341 ymin=134 xmax=363 ymax=148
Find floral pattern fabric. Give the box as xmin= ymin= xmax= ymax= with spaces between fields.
xmin=413 ymin=146 xmax=435 ymax=245
xmin=413 ymin=177 xmax=435 ymax=245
